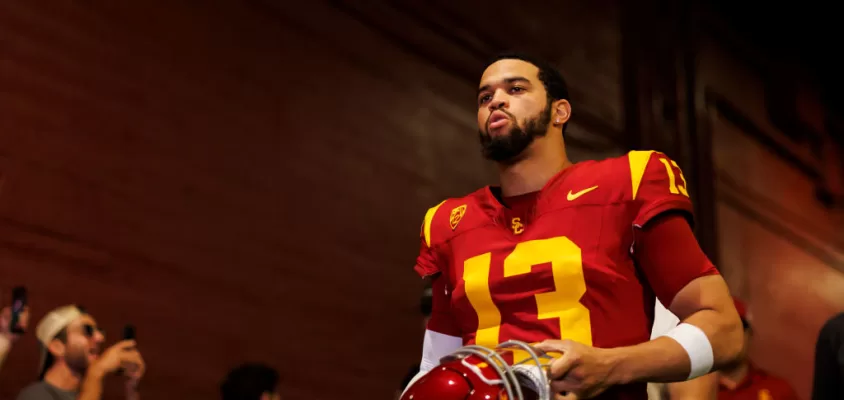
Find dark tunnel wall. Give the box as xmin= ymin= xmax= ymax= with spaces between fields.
xmin=0 ymin=1 xmax=625 ymax=398
xmin=5 ymin=1 xmax=840 ymax=399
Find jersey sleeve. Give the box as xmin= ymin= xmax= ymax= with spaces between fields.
xmin=425 ymin=273 xmax=462 ymax=338
xmin=634 ymin=213 xmax=719 ymax=307
xmin=414 ymin=200 xmax=462 ymax=338
xmin=413 ymin=201 xmax=447 ymax=278
xmin=414 ymin=235 xmax=441 ymax=278
xmin=628 ymin=151 xmax=695 ymax=228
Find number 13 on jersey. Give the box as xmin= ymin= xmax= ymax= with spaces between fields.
xmin=462 ymin=236 xmax=592 ymax=348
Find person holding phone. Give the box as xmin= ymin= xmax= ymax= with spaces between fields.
xmin=0 ymin=287 xmax=31 ymax=371
xmin=16 ymin=305 xmax=145 ymax=400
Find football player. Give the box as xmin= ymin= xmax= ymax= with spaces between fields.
xmin=407 ymin=53 xmax=743 ymax=399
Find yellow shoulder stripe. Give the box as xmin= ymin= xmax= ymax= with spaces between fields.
xmin=628 ymin=150 xmax=656 ymax=200
xmin=423 ymin=200 xmax=447 ymax=247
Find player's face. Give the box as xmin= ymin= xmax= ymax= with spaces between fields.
xmin=477 ymin=59 xmax=552 ymax=163
xmin=62 ymin=315 xmax=105 ymax=373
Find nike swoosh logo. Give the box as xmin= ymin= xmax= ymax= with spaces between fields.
xmin=567 ymin=185 xmax=599 ymax=201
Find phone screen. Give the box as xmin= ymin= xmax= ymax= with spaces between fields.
xmin=123 ymin=324 xmax=136 ymax=341
xmin=9 ymin=286 xmax=26 ymax=334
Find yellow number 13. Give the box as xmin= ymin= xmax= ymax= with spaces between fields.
xmin=659 ymin=158 xmax=689 ymax=197
xmin=462 ymin=237 xmax=592 ymax=348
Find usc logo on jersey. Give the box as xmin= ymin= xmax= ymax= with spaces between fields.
xmin=450 ymin=204 xmax=467 ymax=230
xmin=511 ymin=218 xmax=524 ymax=235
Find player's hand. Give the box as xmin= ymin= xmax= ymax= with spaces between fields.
xmin=0 ymin=305 xmax=30 ymax=342
xmin=90 ymin=340 xmax=143 ymax=377
xmin=535 ymin=339 xmax=616 ymax=399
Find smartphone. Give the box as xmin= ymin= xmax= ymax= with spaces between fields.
xmin=9 ymin=286 xmax=26 ymax=334
xmin=119 ymin=324 xmax=137 ymax=376
xmin=123 ymin=324 xmax=136 ymax=341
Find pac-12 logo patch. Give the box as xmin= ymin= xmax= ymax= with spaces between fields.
xmin=449 ymin=205 xmax=467 ymax=230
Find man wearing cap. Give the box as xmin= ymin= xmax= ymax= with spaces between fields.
xmin=17 ymin=305 xmax=145 ymax=400
xmin=716 ymin=299 xmax=798 ymax=400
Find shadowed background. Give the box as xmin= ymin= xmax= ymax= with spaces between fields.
xmin=0 ymin=1 xmax=842 ymax=399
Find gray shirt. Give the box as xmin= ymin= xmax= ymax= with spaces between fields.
xmin=16 ymin=381 xmax=77 ymax=400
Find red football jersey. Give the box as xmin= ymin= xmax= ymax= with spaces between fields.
xmin=414 ymin=151 xmax=718 ymax=399
xmin=718 ymin=364 xmax=800 ymax=400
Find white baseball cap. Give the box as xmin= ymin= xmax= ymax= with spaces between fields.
xmin=35 ymin=305 xmax=82 ymax=377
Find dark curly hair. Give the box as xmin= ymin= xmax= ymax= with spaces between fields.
xmin=484 ymin=52 xmax=571 ymax=134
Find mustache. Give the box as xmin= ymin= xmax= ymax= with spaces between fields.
xmin=485 ymin=108 xmax=515 ymax=132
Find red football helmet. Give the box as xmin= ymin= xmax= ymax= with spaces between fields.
xmin=400 ymin=340 xmax=554 ymax=400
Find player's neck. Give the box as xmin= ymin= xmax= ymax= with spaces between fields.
xmin=44 ymin=363 xmax=82 ymax=391
xmin=497 ymin=138 xmax=571 ymax=197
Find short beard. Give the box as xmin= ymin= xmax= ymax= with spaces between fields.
xmin=478 ymin=105 xmax=552 ymax=163
xmin=64 ymin=348 xmax=90 ymax=375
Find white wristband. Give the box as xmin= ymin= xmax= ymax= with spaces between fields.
xmin=660 ymin=322 xmax=714 ymax=380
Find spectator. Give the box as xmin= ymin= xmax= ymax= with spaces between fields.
xmin=17 ymin=305 xmax=145 ymax=400
xmin=0 ymin=304 xmax=31 ymax=371
xmin=811 ymin=312 xmax=844 ymax=400
xmin=220 ymin=363 xmax=281 ymax=400
xmin=717 ymin=298 xmax=798 ymax=400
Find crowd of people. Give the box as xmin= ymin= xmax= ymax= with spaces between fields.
xmin=0 ymin=303 xmax=281 ymax=400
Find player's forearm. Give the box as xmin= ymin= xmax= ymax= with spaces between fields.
xmin=607 ymin=336 xmax=691 ymax=384
xmin=679 ymin=308 xmax=744 ymax=368
xmin=608 ymin=309 xmax=743 ymax=384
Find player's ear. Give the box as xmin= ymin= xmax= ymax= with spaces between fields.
xmin=552 ymin=99 xmax=571 ymax=127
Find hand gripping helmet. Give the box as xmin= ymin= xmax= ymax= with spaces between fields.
xmin=400 ymin=340 xmax=554 ymax=400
